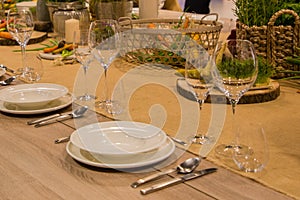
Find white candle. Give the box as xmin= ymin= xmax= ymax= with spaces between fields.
xmin=65 ymin=18 xmax=80 ymax=43
xmin=139 ymin=0 xmax=159 ymax=19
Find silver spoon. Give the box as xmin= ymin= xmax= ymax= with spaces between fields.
xmin=131 ymin=157 xmax=201 ymax=188
xmin=35 ymin=106 xmax=88 ymax=127
xmin=0 ymin=76 xmax=17 ymax=86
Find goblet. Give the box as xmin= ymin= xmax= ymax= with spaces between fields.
xmin=73 ymin=29 xmax=95 ymax=101
xmin=23 ymin=54 xmax=43 ymax=83
xmin=184 ymin=43 xmax=214 ymax=144
xmin=7 ymin=9 xmax=34 ymax=75
xmin=211 ymin=39 xmax=258 ymax=157
xmin=88 ymin=19 xmax=122 ymax=114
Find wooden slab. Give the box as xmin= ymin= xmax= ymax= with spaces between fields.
xmin=176 ymin=79 xmax=280 ymax=104
xmin=0 ymin=31 xmax=48 ymax=46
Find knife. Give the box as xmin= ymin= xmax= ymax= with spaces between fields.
xmin=27 ymin=112 xmax=71 ymax=125
xmin=140 ymin=168 xmax=217 ymax=195
xmin=0 ymin=64 xmax=15 ymax=74
xmin=34 ymin=106 xmax=88 ymax=128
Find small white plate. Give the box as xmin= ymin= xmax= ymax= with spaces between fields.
xmin=0 ymin=68 xmax=6 ymax=77
xmin=66 ymin=137 xmax=175 ymax=169
xmin=0 ymin=93 xmax=73 ymax=115
xmin=70 ymin=121 xmax=167 ymax=156
xmin=39 ymin=52 xmax=75 ymax=60
xmin=0 ymin=83 xmax=69 ymax=109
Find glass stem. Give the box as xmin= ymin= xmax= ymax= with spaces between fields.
xmin=83 ymin=65 xmax=89 ymax=97
xmin=197 ymin=99 xmax=204 ymax=111
xmin=104 ymin=68 xmax=109 ymax=102
xmin=21 ymin=44 xmax=26 ymax=70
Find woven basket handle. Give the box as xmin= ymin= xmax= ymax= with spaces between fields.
xmin=200 ymin=13 xmax=219 ymax=23
xmin=118 ymin=17 xmax=133 ymax=30
xmin=268 ymin=9 xmax=300 ymax=26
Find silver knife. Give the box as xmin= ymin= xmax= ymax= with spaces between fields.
xmin=34 ymin=106 xmax=88 ymax=128
xmin=140 ymin=168 xmax=217 ymax=195
xmin=0 ymin=64 xmax=15 ymax=74
xmin=27 ymin=112 xmax=71 ymax=125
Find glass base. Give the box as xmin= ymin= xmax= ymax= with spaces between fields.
xmin=215 ymin=143 xmax=251 ymax=158
xmin=189 ymin=134 xmax=215 ymax=145
xmin=96 ymin=100 xmax=123 ymax=115
xmin=76 ymin=94 xmax=97 ymax=101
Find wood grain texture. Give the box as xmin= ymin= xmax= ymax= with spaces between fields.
xmin=0 ymin=108 xmax=294 ymax=200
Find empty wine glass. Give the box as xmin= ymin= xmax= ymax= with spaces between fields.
xmin=211 ymin=39 xmax=258 ymax=157
xmin=73 ymin=29 xmax=95 ymax=101
xmin=184 ymin=42 xmax=214 ymax=144
xmin=23 ymin=54 xmax=43 ymax=83
xmin=7 ymin=9 xmax=34 ymax=76
xmin=89 ymin=19 xmax=122 ymax=114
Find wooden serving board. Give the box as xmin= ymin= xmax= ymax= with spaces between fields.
xmin=176 ymin=78 xmax=280 ymax=104
xmin=0 ymin=31 xmax=48 ymax=46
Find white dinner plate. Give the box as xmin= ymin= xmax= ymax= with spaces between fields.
xmin=0 ymin=93 xmax=73 ymax=115
xmin=0 ymin=83 xmax=69 ymax=109
xmin=0 ymin=68 xmax=5 ymax=77
xmin=70 ymin=121 xmax=167 ymax=156
xmin=39 ymin=52 xmax=75 ymax=60
xmin=66 ymin=137 xmax=175 ymax=169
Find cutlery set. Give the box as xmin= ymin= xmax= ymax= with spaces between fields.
xmin=0 ymin=64 xmax=16 ymax=86
xmin=131 ymin=157 xmax=217 ymax=194
xmin=27 ymin=106 xmax=88 ymax=128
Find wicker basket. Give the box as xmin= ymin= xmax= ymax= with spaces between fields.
xmin=118 ymin=14 xmax=222 ymax=67
xmin=237 ymin=9 xmax=300 ymax=74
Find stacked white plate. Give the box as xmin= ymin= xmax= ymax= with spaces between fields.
xmin=0 ymin=83 xmax=72 ymax=114
xmin=66 ymin=121 xmax=175 ymax=169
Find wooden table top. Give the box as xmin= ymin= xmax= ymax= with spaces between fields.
xmin=0 ymin=103 xmax=293 ymax=200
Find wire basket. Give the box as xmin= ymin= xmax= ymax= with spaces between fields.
xmin=118 ymin=14 xmax=222 ymax=67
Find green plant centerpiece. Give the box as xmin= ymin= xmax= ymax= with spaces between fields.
xmin=233 ymin=0 xmax=300 ymax=79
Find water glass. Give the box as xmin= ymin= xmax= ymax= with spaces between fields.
xmin=22 ymin=54 xmax=44 ymax=83
xmin=233 ymin=124 xmax=269 ymax=173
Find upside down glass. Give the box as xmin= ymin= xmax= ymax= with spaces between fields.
xmin=211 ymin=39 xmax=258 ymax=157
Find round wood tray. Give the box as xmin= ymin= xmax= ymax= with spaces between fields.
xmin=0 ymin=31 xmax=48 ymax=46
xmin=176 ymin=78 xmax=280 ymax=104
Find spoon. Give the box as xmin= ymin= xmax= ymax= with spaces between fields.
xmin=131 ymin=157 xmax=201 ymax=188
xmin=0 ymin=76 xmax=17 ymax=86
xmin=34 ymin=106 xmax=88 ymax=127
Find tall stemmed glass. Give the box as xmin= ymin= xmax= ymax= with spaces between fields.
xmin=211 ymin=39 xmax=258 ymax=157
xmin=73 ymin=29 xmax=95 ymax=101
xmin=7 ymin=9 xmax=34 ymax=75
xmin=89 ymin=19 xmax=121 ymax=114
xmin=185 ymin=43 xmax=214 ymax=144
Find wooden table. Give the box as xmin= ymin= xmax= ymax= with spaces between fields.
xmin=0 ymin=103 xmax=293 ymax=199
xmin=0 ymin=10 xmax=298 ymax=199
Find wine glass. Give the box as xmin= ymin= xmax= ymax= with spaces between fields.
xmin=233 ymin=123 xmax=269 ymax=173
xmin=211 ymin=39 xmax=258 ymax=157
xmin=184 ymin=42 xmax=214 ymax=144
xmin=7 ymin=9 xmax=34 ymax=76
xmin=73 ymin=29 xmax=95 ymax=101
xmin=88 ymin=19 xmax=122 ymax=114
xmin=23 ymin=53 xmax=43 ymax=83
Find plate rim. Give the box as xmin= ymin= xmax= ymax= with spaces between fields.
xmin=66 ymin=137 xmax=175 ymax=169
xmin=0 ymin=83 xmax=69 ymax=104
xmin=0 ymin=93 xmax=73 ymax=115
xmin=70 ymin=121 xmax=168 ymax=155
